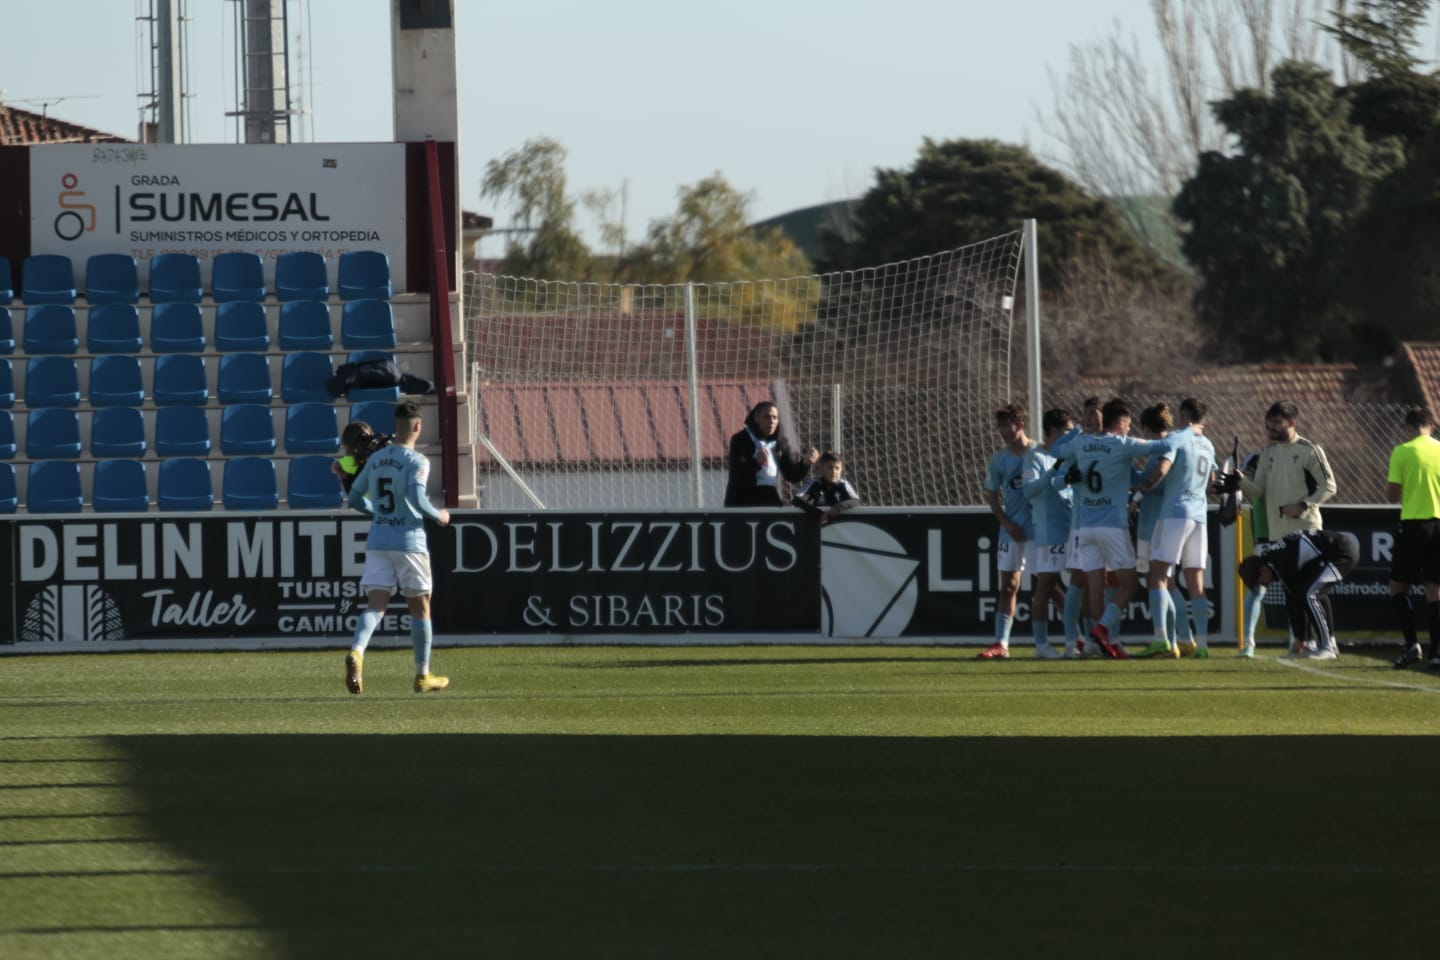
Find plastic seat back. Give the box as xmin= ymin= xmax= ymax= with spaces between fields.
xmin=152 ymin=354 xmax=209 ymax=405
xmin=348 ymin=400 xmax=397 ymax=433
xmin=217 ymin=353 xmax=273 ymax=405
xmin=287 ymin=455 xmax=345 ymax=509
xmin=26 ymin=408 xmax=82 ymax=459
xmin=24 ymin=356 xmax=81 ymax=407
xmin=87 ymin=303 xmax=144 ymax=354
xmin=154 ymin=405 xmax=212 ymax=457
xmin=0 ymin=463 xmax=16 ymax=513
xmin=150 ymin=302 xmax=207 ymax=353
xmin=0 ymin=258 xmax=12 ymax=305
xmin=281 ymin=351 xmax=334 ymax=404
xmin=285 ymin=402 xmax=339 ymax=454
xmin=93 ymin=459 xmax=150 ymax=512
xmin=223 ymin=457 xmax=279 ymax=510
xmin=91 ymin=406 xmax=148 ymax=458
xmin=158 ymin=458 xmax=214 ymax=511
xmin=340 ymin=299 xmax=397 ymax=349
xmin=85 ymin=254 xmax=141 ymax=305
xmin=89 ymin=355 xmax=146 ymax=407
xmin=0 ymin=360 xmax=11 ymax=408
xmin=214 ymin=300 xmax=271 ymax=352
xmin=277 ymin=300 xmax=333 ymax=350
xmin=21 ymin=254 xmax=76 ymax=305
xmin=211 ymin=252 xmax=266 ymax=302
xmin=27 ymin=461 xmax=83 ymax=513
xmin=23 ymin=304 xmax=79 ymax=354
xmin=338 ymin=250 xmax=392 ymax=301
xmin=275 ymin=251 xmax=329 ymax=301
xmin=148 ymin=253 xmax=203 ymax=303
xmin=220 ymin=403 xmax=277 ymax=455
xmin=0 ymin=410 xmax=14 ymax=459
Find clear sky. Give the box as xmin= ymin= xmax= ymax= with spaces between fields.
xmin=4 ymin=1 xmax=1434 ymax=252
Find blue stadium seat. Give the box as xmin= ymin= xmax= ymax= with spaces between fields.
xmin=0 ymin=463 xmax=16 ymax=513
xmin=214 ymin=300 xmax=271 ymax=352
xmin=277 ymin=300 xmax=334 ymax=350
xmin=220 ymin=403 xmax=276 ymax=455
xmin=346 ymin=350 xmax=400 ymax=403
xmin=23 ymin=304 xmax=79 ymax=354
xmin=347 ymin=400 xmax=396 ymax=432
xmin=287 ymin=455 xmax=344 ymax=509
xmin=340 ymin=299 xmax=397 ymax=349
xmin=92 ymin=459 xmax=150 ymax=513
xmin=84 ymin=254 xmax=141 ymax=305
xmin=87 ymin=303 xmax=144 ymax=354
xmin=0 ymin=411 xmax=14 ymax=458
xmin=0 ymin=258 xmax=12 ymax=304
xmin=150 ymin=302 xmax=207 ymax=353
xmin=157 ymin=458 xmax=214 ymax=511
xmin=211 ymin=251 xmax=266 ymax=303
xmin=152 ymin=354 xmax=209 ymax=405
xmin=223 ymin=457 xmax=279 ymax=510
xmin=24 ymin=356 xmax=81 ymax=407
xmin=21 ymin=254 xmax=77 ymax=305
xmin=89 ymin=355 xmax=145 ymax=407
xmin=26 ymin=408 xmax=82 ymax=459
xmin=26 ymin=461 xmax=83 ymax=513
xmin=285 ymin=402 xmax=339 ymax=454
xmin=0 ymin=310 xmax=12 ymax=353
xmin=91 ymin=406 xmax=147 ymax=458
xmin=217 ymin=353 xmax=273 ymax=404
xmin=338 ymin=250 xmax=392 ymax=301
xmin=148 ymin=253 xmax=203 ymax=303
xmin=0 ymin=360 xmax=13 ymax=407
xmin=154 ymin=405 xmax=212 ymax=457
xmin=281 ymin=351 xmax=334 ymax=404
xmin=275 ymin=251 xmax=329 ymax=301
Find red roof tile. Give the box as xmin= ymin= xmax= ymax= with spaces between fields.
xmin=0 ymin=104 xmax=128 ymax=145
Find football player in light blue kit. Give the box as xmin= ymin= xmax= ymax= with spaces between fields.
xmin=1051 ymin=399 xmax=1170 ymax=658
xmin=1132 ymin=403 xmax=1193 ymax=657
xmin=344 ymin=400 xmax=452 ymax=695
xmin=1021 ymin=408 xmax=1077 ymax=659
xmin=1136 ymin=398 xmax=1217 ymax=658
xmin=979 ymin=403 xmax=1036 ymax=659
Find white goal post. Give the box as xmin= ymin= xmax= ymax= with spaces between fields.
xmin=463 ymin=229 xmax=1025 ymax=510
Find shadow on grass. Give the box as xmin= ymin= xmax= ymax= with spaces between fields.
xmin=92 ymin=735 xmax=1440 ymax=958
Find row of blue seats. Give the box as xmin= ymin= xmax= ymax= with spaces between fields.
xmin=0 ymin=250 xmax=392 ymax=305
xmin=0 ymin=399 xmax=408 ymax=460
xmin=2 ymin=351 xmax=398 ymax=408
xmin=0 ymin=456 xmax=344 ymax=513
xmin=1 ymin=300 xmax=397 ymax=355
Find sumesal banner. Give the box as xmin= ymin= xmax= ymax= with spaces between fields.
xmin=28 ymin=143 xmax=407 ymax=288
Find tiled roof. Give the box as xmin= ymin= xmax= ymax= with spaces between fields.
xmin=0 ymin=104 xmax=128 ymax=145
xmin=474 ymin=380 xmax=775 ymax=465
xmin=1053 ymin=360 xmax=1412 ymax=503
xmin=1401 ymin=342 xmax=1440 ymax=414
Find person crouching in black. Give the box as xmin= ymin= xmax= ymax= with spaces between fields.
xmin=1237 ymin=529 xmax=1359 ymax=661
xmin=723 ymin=400 xmax=819 ymax=507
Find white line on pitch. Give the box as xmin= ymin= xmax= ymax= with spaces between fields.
xmin=1272 ymin=657 xmax=1440 ymax=694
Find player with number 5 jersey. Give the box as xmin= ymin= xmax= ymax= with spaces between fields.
xmin=344 ymin=400 xmax=452 ymax=695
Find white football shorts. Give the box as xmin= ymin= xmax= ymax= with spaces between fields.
xmin=1026 ymin=539 xmax=1068 ymax=575
xmin=1072 ymin=526 xmax=1135 ymax=573
xmin=997 ymin=538 xmax=1027 ymax=574
xmin=1151 ymin=518 xmax=1209 ymax=570
xmin=360 ymin=549 xmax=434 ymax=598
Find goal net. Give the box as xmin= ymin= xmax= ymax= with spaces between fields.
xmin=463 ymin=231 xmax=1023 ymax=510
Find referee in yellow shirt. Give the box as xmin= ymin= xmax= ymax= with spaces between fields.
xmin=1387 ymin=406 xmax=1440 ymax=670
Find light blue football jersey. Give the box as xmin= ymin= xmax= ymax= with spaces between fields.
xmin=985 ymin=444 xmax=1035 ymax=542
xmin=1022 ymin=445 xmax=1073 ymax=546
xmin=1052 ymin=431 xmax=1169 ymax=529
xmin=1160 ymin=427 xmax=1217 ymax=523
xmin=348 ymin=443 xmax=443 ymax=552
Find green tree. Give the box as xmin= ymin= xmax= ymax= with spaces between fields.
xmin=819 ymin=138 xmax=1173 ymax=290
xmin=1325 ymin=0 xmax=1433 ymax=78
xmin=480 ymin=137 xmax=593 ymax=279
xmin=1174 ymin=60 xmax=1404 ymax=362
xmin=623 ymin=175 xmax=817 ymax=329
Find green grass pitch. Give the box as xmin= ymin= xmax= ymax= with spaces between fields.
xmin=2 ymin=644 xmax=1439 ymax=959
